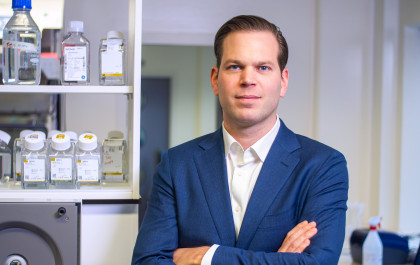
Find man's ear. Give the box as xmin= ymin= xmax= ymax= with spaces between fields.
xmin=280 ymin=68 xmax=289 ymax=98
xmin=210 ymin=66 xmax=219 ymax=96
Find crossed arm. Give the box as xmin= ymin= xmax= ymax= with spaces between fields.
xmin=173 ymin=220 xmax=318 ymax=265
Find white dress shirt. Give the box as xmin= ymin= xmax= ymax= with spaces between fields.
xmin=201 ymin=116 xmax=281 ymax=265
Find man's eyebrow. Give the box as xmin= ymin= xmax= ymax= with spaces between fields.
xmin=222 ymin=59 xmax=242 ymax=65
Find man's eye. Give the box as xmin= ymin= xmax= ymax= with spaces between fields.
xmin=259 ymin=66 xmax=270 ymax=71
xmin=228 ymin=65 xmax=240 ymax=70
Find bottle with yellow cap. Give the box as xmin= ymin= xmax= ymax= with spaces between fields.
xmin=13 ymin=129 xmax=33 ymax=183
xmin=48 ymin=133 xmax=76 ymax=189
xmin=76 ymin=133 xmax=102 ymax=189
xmin=21 ymin=132 xmax=48 ymax=189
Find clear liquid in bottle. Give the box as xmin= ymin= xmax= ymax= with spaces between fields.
xmin=2 ymin=0 xmax=41 ymax=85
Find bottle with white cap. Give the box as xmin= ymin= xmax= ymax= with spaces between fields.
xmin=61 ymin=20 xmax=90 ymax=85
xmin=102 ymin=130 xmax=127 ymax=182
xmin=13 ymin=129 xmax=33 ymax=182
xmin=21 ymin=132 xmax=48 ymax=189
xmin=76 ymin=133 xmax=102 ymax=188
xmin=64 ymin=131 xmax=78 ymax=147
xmin=48 ymin=133 xmax=76 ymax=189
xmin=99 ymin=30 xmax=126 ymax=85
xmin=0 ymin=130 xmax=12 ymax=185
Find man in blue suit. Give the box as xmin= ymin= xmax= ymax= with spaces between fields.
xmin=132 ymin=15 xmax=348 ymax=264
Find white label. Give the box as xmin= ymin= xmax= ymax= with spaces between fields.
xmin=23 ymin=159 xmax=45 ymax=182
xmin=4 ymin=40 xmax=37 ymax=52
xmin=63 ymin=46 xmax=87 ymax=81
xmin=77 ymin=159 xmax=99 ymax=182
xmin=101 ymin=51 xmax=123 ymax=76
xmin=103 ymin=145 xmax=123 ymax=173
xmin=51 ymin=158 xmax=73 ymax=181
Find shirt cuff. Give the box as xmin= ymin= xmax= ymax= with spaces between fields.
xmin=201 ymin=244 xmax=219 ymax=265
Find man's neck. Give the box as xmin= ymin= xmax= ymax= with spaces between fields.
xmin=223 ymin=116 xmax=278 ymax=150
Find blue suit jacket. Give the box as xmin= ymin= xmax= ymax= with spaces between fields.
xmin=132 ymin=120 xmax=349 ymax=264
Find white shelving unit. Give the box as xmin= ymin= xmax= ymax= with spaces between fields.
xmin=0 ymin=0 xmax=142 ymax=264
xmin=0 ymin=85 xmax=133 ymax=94
xmin=0 ymin=84 xmax=140 ymax=202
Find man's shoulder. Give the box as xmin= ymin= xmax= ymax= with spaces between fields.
xmin=168 ymin=130 xmax=221 ymax=155
xmin=293 ymin=133 xmax=346 ymax=160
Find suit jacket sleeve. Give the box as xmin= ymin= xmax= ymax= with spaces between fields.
xmin=132 ymin=150 xmax=177 ymax=265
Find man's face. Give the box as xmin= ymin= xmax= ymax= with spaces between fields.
xmin=211 ymin=30 xmax=289 ymax=131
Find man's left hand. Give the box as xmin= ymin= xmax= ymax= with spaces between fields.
xmin=173 ymin=246 xmax=210 ymax=265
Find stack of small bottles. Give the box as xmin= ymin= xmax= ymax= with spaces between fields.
xmin=0 ymin=129 xmax=128 ymax=189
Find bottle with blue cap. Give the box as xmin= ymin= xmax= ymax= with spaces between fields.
xmin=2 ymin=0 xmax=41 ymax=85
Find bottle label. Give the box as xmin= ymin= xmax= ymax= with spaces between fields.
xmin=63 ymin=46 xmax=87 ymax=81
xmin=23 ymin=159 xmax=45 ymax=182
xmin=51 ymin=158 xmax=73 ymax=181
xmin=77 ymin=159 xmax=99 ymax=182
xmin=101 ymin=51 xmax=123 ymax=76
xmin=4 ymin=41 xmax=37 ymax=52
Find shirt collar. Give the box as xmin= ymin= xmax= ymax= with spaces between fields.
xmin=222 ymin=115 xmax=281 ymax=162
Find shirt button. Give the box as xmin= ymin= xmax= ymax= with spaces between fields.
xmin=235 ymin=206 xmax=241 ymax=212
xmin=237 ymin=171 xmax=243 ymax=176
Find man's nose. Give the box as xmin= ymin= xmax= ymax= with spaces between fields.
xmin=240 ymin=67 xmax=256 ymax=87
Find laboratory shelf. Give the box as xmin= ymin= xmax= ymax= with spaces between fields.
xmin=0 ymin=182 xmax=138 ymax=202
xmin=0 ymin=85 xmax=133 ymax=94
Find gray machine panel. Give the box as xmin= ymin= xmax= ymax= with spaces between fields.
xmin=0 ymin=202 xmax=79 ymax=265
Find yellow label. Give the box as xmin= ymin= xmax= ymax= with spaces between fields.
xmin=56 ymin=134 xmax=65 ymax=139
xmin=78 ymin=160 xmax=82 ymax=163
xmin=17 ymin=173 xmax=21 ymax=176
xmin=24 ymin=159 xmax=28 ymax=163
xmin=84 ymin=135 xmax=94 ymax=140
xmin=51 ymin=158 xmax=56 ymax=161
xmin=103 ymin=172 xmax=123 ymax=175
xmin=101 ymin=73 xmax=123 ymax=77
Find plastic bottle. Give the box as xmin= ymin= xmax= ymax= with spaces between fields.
xmin=48 ymin=133 xmax=76 ymax=189
xmin=21 ymin=132 xmax=48 ymax=189
xmin=362 ymin=216 xmax=383 ymax=265
xmin=61 ymin=20 xmax=90 ymax=85
xmin=102 ymin=130 xmax=127 ymax=182
xmin=99 ymin=30 xmax=126 ymax=85
xmin=0 ymin=130 xmax=12 ymax=184
xmin=2 ymin=0 xmax=41 ymax=85
xmin=76 ymin=133 xmax=101 ymax=188
xmin=13 ymin=129 xmax=33 ymax=182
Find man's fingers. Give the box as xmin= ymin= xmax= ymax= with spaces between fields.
xmin=278 ymin=221 xmax=317 ymax=253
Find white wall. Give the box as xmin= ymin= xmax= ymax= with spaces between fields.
xmin=398 ymin=0 xmax=420 ymax=234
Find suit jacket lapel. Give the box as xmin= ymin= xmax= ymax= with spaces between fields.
xmin=236 ymin=120 xmax=301 ymax=249
xmin=195 ymin=129 xmax=236 ymax=247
